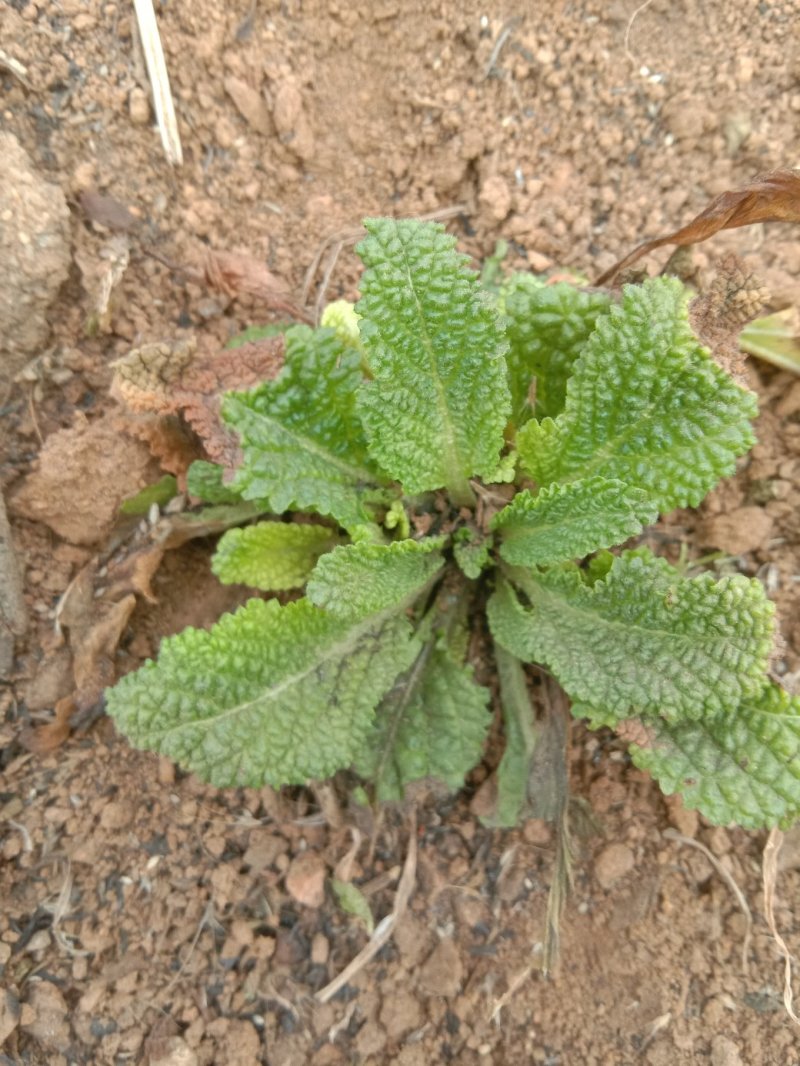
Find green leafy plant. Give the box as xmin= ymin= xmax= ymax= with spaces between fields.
xmin=106 ymin=218 xmax=800 ymax=832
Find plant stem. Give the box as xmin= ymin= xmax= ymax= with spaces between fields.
xmin=492 ymin=643 xmax=539 ymax=826
xmin=447 ymin=477 xmax=477 ymax=510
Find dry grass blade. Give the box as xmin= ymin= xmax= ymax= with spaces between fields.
xmin=0 ymin=48 xmax=35 ymax=91
xmin=132 ymin=0 xmax=183 ymax=165
xmin=763 ymin=828 xmax=800 ymax=1027
xmin=596 ymin=167 xmax=800 ymax=286
xmin=623 ymin=0 xmax=658 ymax=71
xmin=316 ymin=810 xmax=417 ymax=1004
xmin=489 ymin=964 xmax=535 ymax=1024
xmin=663 ymin=828 xmax=751 ymax=975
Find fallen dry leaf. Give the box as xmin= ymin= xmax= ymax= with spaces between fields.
xmin=78 ymin=189 xmax=139 ymax=232
xmin=21 ymin=695 xmax=76 ymax=754
xmin=72 ymin=594 xmax=136 ymax=712
xmin=596 ymin=167 xmax=800 ymax=286
xmin=689 ymin=254 xmax=769 ymax=380
xmin=285 ymin=851 xmax=327 ymax=908
xmin=119 ymin=413 xmax=203 ymax=481
xmin=201 ymin=248 xmax=307 ymax=320
xmin=111 ymin=335 xmax=285 ymax=474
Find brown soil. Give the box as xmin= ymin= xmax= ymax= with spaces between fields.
xmin=2 ymin=1 xmax=800 ymax=1064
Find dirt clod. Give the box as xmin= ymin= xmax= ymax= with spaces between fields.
xmin=697 ymin=506 xmax=774 ymax=555
xmin=0 ymin=988 xmax=21 ymax=1046
xmin=148 ymin=1036 xmax=198 ymax=1066
xmin=10 ymin=413 xmax=159 ymax=546
xmin=21 ymin=981 xmax=71 ymax=1053
xmin=594 ymin=843 xmax=635 ymax=889
xmin=419 ymin=938 xmax=463 ymax=997
xmin=710 ymin=1034 xmax=744 ymax=1066
xmin=285 ymin=850 xmax=327 ymax=908
xmin=0 ymin=133 xmax=70 ymax=382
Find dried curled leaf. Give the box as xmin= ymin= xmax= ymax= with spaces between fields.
xmin=111 ymin=335 xmax=285 ymax=472
xmin=689 ymin=255 xmax=770 ymax=380
xmin=596 ymin=167 xmax=800 ymax=286
xmin=201 ymin=248 xmax=308 ymax=320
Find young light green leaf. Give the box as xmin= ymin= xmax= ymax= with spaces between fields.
xmin=330 ymin=879 xmax=375 ymax=934
xmin=321 ymin=300 xmax=365 ymax=356
xmin=453 ymin=528 xmax=493 ymax=580
xmin=355 ymin=218 xmax=510 ymax=503
xmin=211 ymin=521 xmax=341 ymax=590
xmin=502 ymin=279 xmax=611 ymax=421
xmin=489 ymin=551 xmax=774 ymax=720
xmin=187 ymin=461 xmax=244 ymax=504
xmin=517 ymin=278 xmax=758 ymax=510
xmin=626 ymin=684 xmax=800 ymax=829
xmin=106 ymin=598 xmax=418 ymax=788
xmin=307 ymin=537 xmax=446 ymax=618
xmin=355 ymin=642 xmax=490 ymax=802
xmin=120 ymin=475 xmax=178 ymax=515
xmin=223 ymin=325 xmax=384 ymax=531
xmin=492 ymin=477 xmax=657 ymax=567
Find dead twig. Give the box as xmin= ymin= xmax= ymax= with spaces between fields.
xmin=763 ymin=828 xmax=800 ymax=1027
xmin=0 ymin=49 xmax=36 ymax=91
xmin=663 ymin=828 xmax=751 ymax=975
xmin=489 ymin=963 xmax=534 ymax=1024
xmin=132 ymin=0 xmax=183 ymax=165
xmin=315 ymin=809 xmax=417 ymax=1003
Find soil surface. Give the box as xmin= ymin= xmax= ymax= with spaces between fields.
xmin=2 ymin=1 xmax=800 ymax=1064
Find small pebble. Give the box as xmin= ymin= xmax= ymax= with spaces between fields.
xmin=128 ymin=87 xmax=150 ymax=126
xmin=311 ymin=932 xmax=330 ymax=966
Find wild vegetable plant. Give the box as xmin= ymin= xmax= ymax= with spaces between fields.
xmin=106 ymin=218 xmax=800 ymax=831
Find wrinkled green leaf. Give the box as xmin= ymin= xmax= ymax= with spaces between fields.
xmin=212 ymin=521 xmax=341 ymax=590
xmin=356 ymin=218 xmax=510 ymax=503
xmin=489 ymin=551 xmax=774 ymax=720
xmin=307 ymin=537 xmax=446 ymax=618
xmin=453 ymin=528 xmax=493 ymax=579
xmin=493 ymin=476 xmax=657 ymax=567
xmin=517 ymin=278 xmax=758 ymax=510
xmin=355 ymin=641 xmax=490 ymax=802
xmin=625 ymin=684 xmax=800 ymax=829
xmin=224 ymin=325 xmax=384 ymax=531
xmin=107 ymin=598 xmax=418 ymax=788
xmin=503 ymin=280 xmax=611 ymax=422
xmin=187 ymin=461 xmax=244 ymax=505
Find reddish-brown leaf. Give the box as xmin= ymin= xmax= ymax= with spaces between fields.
xmin=111 ymin=335 xmax=285 ymax=476
xmin=596 ymin=167 xmax=800 ymax=286
xmin=688 ymin=254 xmax=769 ymax=382
xmin=21 ymin=696 xmax=76 ymax=754
xmin=202 ymin=248 xmax=309 ymax=319
xmin=79 ymin=188 xmax=139 ymax=232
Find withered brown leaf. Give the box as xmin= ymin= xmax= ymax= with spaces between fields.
xmin=111 ymin=335 xmax=285 ymax=474
xmin=596 ymin=167 xmax=800 ymax=286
